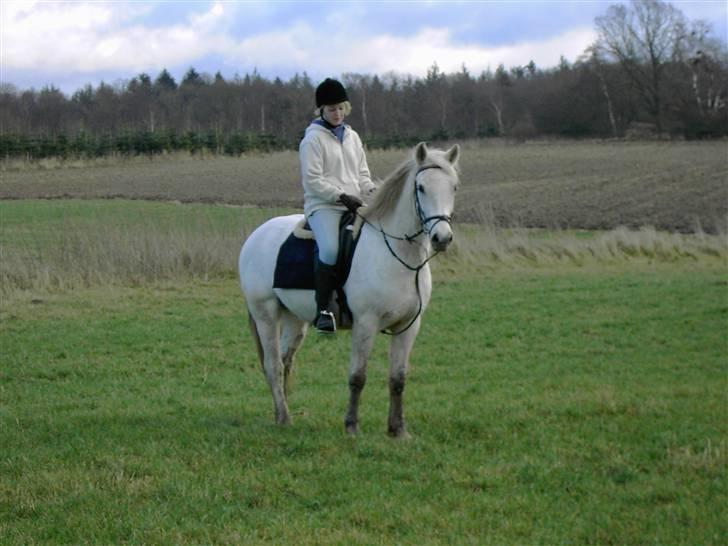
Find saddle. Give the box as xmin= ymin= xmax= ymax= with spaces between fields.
xmin=273 ymin=212 xmax=363 ymax=326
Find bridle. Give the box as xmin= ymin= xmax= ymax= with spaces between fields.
xmin=413 ymin=164 xmax=454 ymax=238
xmin=357 ymin=163 xmax=456 ymax=335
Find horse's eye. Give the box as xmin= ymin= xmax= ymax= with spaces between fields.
xmin=417 ymin=184 xmax=425 ymax=194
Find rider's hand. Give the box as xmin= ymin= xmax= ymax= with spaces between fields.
xmin=339 ymin=193 xmax=363 ymax=213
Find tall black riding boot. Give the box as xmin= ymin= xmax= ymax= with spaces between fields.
xmin=314 ymin=260 xmax=338 ymax=333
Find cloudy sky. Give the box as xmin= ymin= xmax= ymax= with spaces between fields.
xmin=2 ymin=0 xmax=726 ymax=94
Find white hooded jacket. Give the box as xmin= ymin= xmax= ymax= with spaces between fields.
xmin=299 ymin=121 xmax=375 ymax=217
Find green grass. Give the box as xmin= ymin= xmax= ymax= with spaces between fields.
xmin=1 ymin=199 xmax=726 ymax=543
xmin=2 ymin=267 xmax=726 ymax=544
xmin=0 ymin=199 xmax=297 ymax=245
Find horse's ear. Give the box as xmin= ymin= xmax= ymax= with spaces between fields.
xmin=415 ymin=142 xmax=428 ymax=164
xmin=446 ymin=144 xmax=460 ymax=166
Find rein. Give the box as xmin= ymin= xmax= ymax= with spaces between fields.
xmin=358 ymin=164 xmax=453 ymax=336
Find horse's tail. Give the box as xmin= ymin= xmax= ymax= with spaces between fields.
xmin=248 ymin=311 xmax=265 ymax=373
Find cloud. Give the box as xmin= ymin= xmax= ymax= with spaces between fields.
xmin=227 ymin=24 xmax=598 ymax=77
xmin=2 ymin=0 xmax=599 ymax=89
xmin=228 ymin=21 xmax=317 ymax=70
xmin=1 ymin=1 xmax=229 ymax=74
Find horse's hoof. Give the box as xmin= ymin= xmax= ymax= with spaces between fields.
xmin=388 ymin=428 xmax=412 ymax=441
xmin=345 ymin=421 xmax=359 ymax=435
xmin=275 ymin=413 xmax=291 ymax=426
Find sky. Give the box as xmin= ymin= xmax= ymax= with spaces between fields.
xmin=2 ymin=0 xmax=726 ymax=95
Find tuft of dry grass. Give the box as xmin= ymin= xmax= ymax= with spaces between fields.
xmin=0 ymin=203 xmax=264 ymax=295
xmin=2 ymin=200 xmax=726 ymax=297
xmin=439 ymin=222 xmax=728 ymax=273
xmin=1 ymin=220 xmax=244 ymax=293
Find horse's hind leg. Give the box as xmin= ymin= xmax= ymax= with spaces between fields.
xmin=280 ymin=311 xmax=308 ymax=399
xmin=387 ymin=319 xmax=421 ymax=439
xmin=249 ymin=300 xmax=290 ymax=425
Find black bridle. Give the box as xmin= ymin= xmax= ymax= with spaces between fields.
xmin=358 ymin=163 xmax=455 ymax=335
xmin=414 ymin=164 xmax=454 ymax=238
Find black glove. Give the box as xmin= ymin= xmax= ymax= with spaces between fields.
xmin=339 ymin=193 xmax=363 ymax=213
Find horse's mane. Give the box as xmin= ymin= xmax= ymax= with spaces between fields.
xmin=362 ymin=157 xmax=416 ymax=221
xmin=362 ymin=149 xmax=458 ymax=222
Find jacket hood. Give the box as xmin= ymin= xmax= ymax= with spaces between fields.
xmin=305 ymin=121 xmax=349 ymax=136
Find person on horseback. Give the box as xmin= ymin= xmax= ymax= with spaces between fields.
xmin=300 ymin=78 xmax=376 ymax=333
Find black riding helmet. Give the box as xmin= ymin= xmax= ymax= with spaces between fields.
xmin=315 ymin=78 xmax=348 ymax=107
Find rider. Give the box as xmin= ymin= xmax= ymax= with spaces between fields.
xmin=299 ymin=78 xmax=376 ymax=333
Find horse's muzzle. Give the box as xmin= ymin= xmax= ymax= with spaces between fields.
xmin=431 ymin=229 xmax=453 ymax=252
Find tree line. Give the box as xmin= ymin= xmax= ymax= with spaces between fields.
xmin=1 ymin=0 xmax=725 ymax=160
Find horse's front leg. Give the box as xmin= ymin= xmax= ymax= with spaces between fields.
xmin=388 ymin=318 xmax=421 ymax=439
xmin=345 ymin=319 xmax=377 ymax=435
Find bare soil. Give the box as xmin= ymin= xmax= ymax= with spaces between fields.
xmin=2 ymin=140 xmax=726 ymax=233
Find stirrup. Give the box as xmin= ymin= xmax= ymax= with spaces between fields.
xmin=314 ymin=310 xmax=336 ymax=333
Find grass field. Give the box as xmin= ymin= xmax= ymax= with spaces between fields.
xmin=2 ymin=140 xmax=727 ymax=232
xmin=1 ymin=268 xmax=726 ymax=544
xmin=1 ymin=141 xmax=726 ymax=544
xmin=0 ymin=193 xmax=728 ymax=544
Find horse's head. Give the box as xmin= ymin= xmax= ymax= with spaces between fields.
xmin=413 ymin=142 xmax=460 ymax=252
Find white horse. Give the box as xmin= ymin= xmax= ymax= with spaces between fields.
xmin=238 ymin=142 xmax=460 ymax=437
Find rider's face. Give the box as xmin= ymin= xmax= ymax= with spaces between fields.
xmin=322 ymin=103 xmax=346 ymax=126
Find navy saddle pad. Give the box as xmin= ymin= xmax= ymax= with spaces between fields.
xmin=272 ymin=212 xmax=358 ymax=290
xmin=273 ymin=233 xmax=317 ymax=289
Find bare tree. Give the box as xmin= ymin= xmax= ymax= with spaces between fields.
xmin=682 ymin=21 xmax=728 ymax=117
xmin=0 ymin=84 xmax=21 ymax=134
xmin=425 ymin=63 xmax=449 ymax=132
xmin=342 ymin=73 xmax=373 ymax=137
xmin=595 ymin=0 xmax=688 ymax=134
xmin=584 ymin=46 xmax=619 ymax=137
xmin=487 ymin=64 xmax=512 ymax=136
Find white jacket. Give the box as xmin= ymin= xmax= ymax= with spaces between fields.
xmin=299 ymin=121 xmax=375 ymax=217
